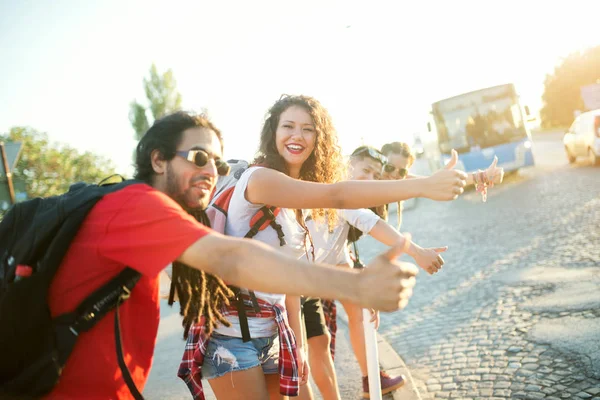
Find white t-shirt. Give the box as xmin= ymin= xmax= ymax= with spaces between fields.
xmin=214 ymin=166 xmax=309 ymax=338
xmin=308 ymin=209 xmax=380 ymax=266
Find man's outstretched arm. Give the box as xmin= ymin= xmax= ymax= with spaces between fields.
xmin=177 ymin=232 xmax=417 ymax=312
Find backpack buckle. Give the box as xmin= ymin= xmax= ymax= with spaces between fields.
xmin=119 ymin=285 xmax=132 ymax=301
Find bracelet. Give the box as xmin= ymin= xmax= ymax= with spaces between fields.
xmin=474 ymin=170 xmax=489 ymax=202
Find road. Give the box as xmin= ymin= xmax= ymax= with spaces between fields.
xmin=357 ymin=131 xmax=600 ymax=399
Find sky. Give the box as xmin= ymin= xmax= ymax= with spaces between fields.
xmin=1 ymin=0 xmax=599 ymax=176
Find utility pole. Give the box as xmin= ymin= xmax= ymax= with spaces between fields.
xmin=0 ymin=142 xmax=16 ymax=205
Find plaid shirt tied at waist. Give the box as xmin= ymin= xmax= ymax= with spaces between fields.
xmin=177 ymin=295 xmax=300 ymax=399
xmin=321 ymin=299 xmax=337 ymax=359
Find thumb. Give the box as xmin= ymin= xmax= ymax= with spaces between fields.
xmin=489 ymin=156 xmax=498 ymax=170
xmin=445 ymin=149 xmax=458 ymax=170
xmin=434 ymin=246 xmax=448 ymax=253
xmin=383 ymin=234 xmax=412 ymax=261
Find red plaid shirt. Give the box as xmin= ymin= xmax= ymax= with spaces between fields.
xmin=178 ymin=296 xmax=300 ymax=399
xmin=321 ymin=299 xmax=337 ymax=360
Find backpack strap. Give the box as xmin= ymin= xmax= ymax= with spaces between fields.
xmin=350 ymin=227 xmax=365 ymax=269
xmin=228 ymin=286 xmax=260 ymax=343
xmin=115 ymin=288 xmax=144 ymax=400
xmin=246 ymin=206 xmax=286 ymax=246
xmin=230 ymin=206 xmax=285 ymax=342
xmin=53 ymin=267 xmax=143 ymax=399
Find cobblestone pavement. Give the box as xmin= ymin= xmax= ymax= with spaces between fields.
xmin=358 ymin=143 xmax=600 ymax=399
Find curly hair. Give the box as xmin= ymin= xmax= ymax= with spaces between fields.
xmin=253 ymin=95 xmax=344 ymax=228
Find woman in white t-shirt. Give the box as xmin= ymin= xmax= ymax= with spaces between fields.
xmin=202 ymin=95 xmax=471 ymax=400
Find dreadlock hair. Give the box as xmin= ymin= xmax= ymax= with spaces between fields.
xmin=133 ymin=111 xmax=233 ymax=339
xmin=169 ymin=208 xmax=234 ymax=339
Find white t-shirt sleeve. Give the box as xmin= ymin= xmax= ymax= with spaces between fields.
xmin=229 ymin=166 xmax=264 ymax=214
xmin=341 ymin=208 xmax=381 ymax=234
xmin=336 ymin=243 xmax=353 ymax=266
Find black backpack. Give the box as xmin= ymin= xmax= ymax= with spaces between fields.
xmin=0 ymin=179 xmax=145 ymax=399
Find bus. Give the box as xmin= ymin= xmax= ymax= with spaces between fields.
xmin=423 ymin=83 xmax=535 ymax=174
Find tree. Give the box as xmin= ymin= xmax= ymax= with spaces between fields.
xmin=540 ymin=45 xmax=600 ymax=128
xmin=1 ymin=127 xmax=117 ymax=199
xmin=129 ymin=64 xmax=183 ymax=140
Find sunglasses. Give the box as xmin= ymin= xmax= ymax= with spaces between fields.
xmin=352 ymin=147 xmax=388 ymax=166
xmin=175 ymin=149 xmax=231 ymax=176
xmin=383 ymin=164 xmax=408 ymax=178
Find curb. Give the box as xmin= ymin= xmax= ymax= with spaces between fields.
xmin=376 ymin=334 xmax=422 ymax=400
xmin=336 ymin=304 xmax=422 ymax=400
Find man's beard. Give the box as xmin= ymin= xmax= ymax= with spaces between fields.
xmin=165 ymin=165 xmax=210 ymax=212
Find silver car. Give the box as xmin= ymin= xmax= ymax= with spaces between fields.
xmin=563 ymin=109 xmax=600 ymax=165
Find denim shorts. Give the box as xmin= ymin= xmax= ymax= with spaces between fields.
xmin=201 ymin=333 xmax=279 ymax=379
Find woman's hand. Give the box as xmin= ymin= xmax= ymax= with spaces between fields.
xmin=485 ymin=156 xmax=504 ymax=184
xmin=368 ymin=309 xmax=380 ymax=330
xmin=422 ymin=150 xmax=468 ymax=201
xmin=296 ymin=346 xmax=310 ymax=385
xmin=412 ymin=245 xmax=447 ymax=275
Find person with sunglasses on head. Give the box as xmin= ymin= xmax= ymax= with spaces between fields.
xmin=179 ymin=96 xmax=469 ymax=400
xmin=40 ymin=111 xmax=424 ymax=400
xmin=303 ymin=145 xmax=449 ymax=400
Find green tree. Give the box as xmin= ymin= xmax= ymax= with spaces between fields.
xmin=129 ymin=64 xmax=183 ymax=140
xmin=1 ymin=127 xmax=117 ymax=199
xmin=540 ymin=45 xmax=600 ymax=128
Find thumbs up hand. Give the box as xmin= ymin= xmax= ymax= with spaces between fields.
xmin=421 ymin=149 xmax=467 ymax=201
xmin=359 ymin=236 xmax=418 ymax=311
xmin=485 ymin=156 xmax=504 ymax=184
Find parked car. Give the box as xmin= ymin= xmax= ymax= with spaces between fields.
xmin=563 ymin=109 xmax=600 ymax=165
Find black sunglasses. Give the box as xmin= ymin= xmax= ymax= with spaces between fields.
xmin=175 ymin=149 xmax=231 ymax=176
xmin=352 ymin=147 xmax=388 ymax=166
xmin=383 ymin=164 xmax=408 ymax=178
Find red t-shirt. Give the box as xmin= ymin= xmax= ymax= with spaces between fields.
xmin=44 ymin=184 xmax=212 ymax=399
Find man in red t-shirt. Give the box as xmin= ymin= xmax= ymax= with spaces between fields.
xmin=44 ymin=112 xmax=419 ymax=399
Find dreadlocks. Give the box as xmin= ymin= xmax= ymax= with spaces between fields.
xmin=168 ymin=208 xmax=234 ymax=339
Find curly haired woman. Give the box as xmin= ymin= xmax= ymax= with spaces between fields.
xmin=181 ymin=95 xmax=468 ymax=400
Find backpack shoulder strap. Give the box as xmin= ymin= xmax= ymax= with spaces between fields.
xmin=246 ymin=206 xmax=286 ymax=246
xmin=206 ymin=186 xmax=235 ymax=235
xmin=0 ymin=179 xmax=145 ymax=399
xmin=205 ymin=163 xmax=287 ymax=343
xmin=53 ymin=267 xmax=143 ymax=399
